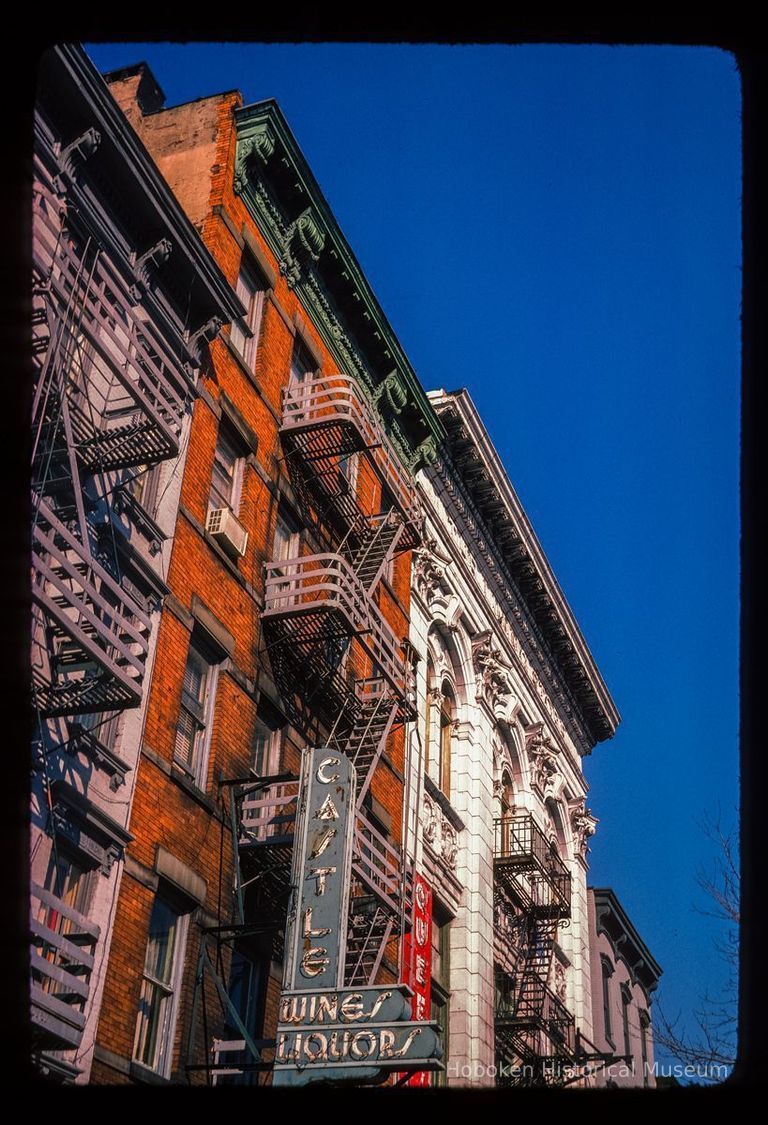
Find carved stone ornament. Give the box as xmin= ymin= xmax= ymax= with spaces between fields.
xmin=409 ymin=435 xmax=439 ymax=472
xmin=280 ymin=207 xmax=327 ymax=289
xmin=186 ymin=315 xmax=224 ymax=372
xmin=525 ymin=722 xmax=560 ymax=793
xmin=371 ymin=370 xmax=408 ymax=416
xmin=129 ymin=237 xmax=173 ymax=303
xmin=472 ymin=630 xmax=513 ymax=714
xmin=554 ymin=960 xmax=568 ymax=1003
xmin=421 ymin=793 xmax=458 ymax=871
xmin=54 ymin=127 xmax=101 ymax=193
xmin=413 ymin=536 xmax=452 ymax=605
xmin=569 ymin=797 xmax=598 ymax=858
xmin=233 ymin=126 xmax=277 ymax=195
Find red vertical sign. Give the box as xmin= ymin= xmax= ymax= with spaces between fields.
xmin=403 ymin=873 xmax=433 ymax=1086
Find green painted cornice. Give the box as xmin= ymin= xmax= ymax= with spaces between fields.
xmin=234 ymin=100 xmax=444 ymax=471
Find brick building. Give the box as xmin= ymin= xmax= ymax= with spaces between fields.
xmin=588 ymin=887 xmax=662 ymax=1087
xmin=77 ymin=61 xmax=440 ymax=1085
xmin=30 ymin=46 xmax=661 ymax=1088
xmin=30 ymin=44 xmax=241 ymax=1083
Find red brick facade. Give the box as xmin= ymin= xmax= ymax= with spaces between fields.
xmin=92 ymin=76 xmax=419 ymax=1086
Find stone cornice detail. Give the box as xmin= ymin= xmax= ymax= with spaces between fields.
xmin=471 ymin=629 xmax=516 ymax=720
xmin=420 ymin=466 xmax=589 ymax=762
xmin=412 ymin=535 xmax=453 ymax=607
xmin=429 ymin=389 xmax=619 ymax=747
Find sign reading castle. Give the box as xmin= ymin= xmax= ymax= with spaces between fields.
xmin=274 ymin=747 xmax=442 ymax=1086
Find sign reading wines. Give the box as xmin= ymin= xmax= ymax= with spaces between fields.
xmin=273 ymin=747 xmax=443 ymax=1086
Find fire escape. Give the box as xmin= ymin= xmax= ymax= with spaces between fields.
xmin=493 ymin=813 xmax=577 ymax=1086
xmin=192 ymin=373 xmax=421 ymax=1083
xmin=30 ymin=147 xmax=196 ymax=1059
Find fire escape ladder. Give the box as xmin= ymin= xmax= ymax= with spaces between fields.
xmin=345 ymin=902 xmax=394 ymax=987
xmin=343 ymin=512 xmax=406 ymax=596
xmin=330 ymin=691 xmax=399 ymax=808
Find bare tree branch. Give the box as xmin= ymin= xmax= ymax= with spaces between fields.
xmin=655 ymin=809 xmax=739 ymax=1080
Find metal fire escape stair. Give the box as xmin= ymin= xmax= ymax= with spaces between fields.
xmin=329 ymin=691 xmax=398 ymax=808
xmin=345 ymin=899 xmax=395 ymax=987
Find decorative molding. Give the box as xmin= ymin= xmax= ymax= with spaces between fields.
xmin=371 ymin=370 xmax=408 ymax=416
xmin=569 ymin=797 xmax=598 ymax=859
xmin=413 ymin=536 xmax=452 ymax=606
xmin=421 ymin=791 xmax=460 ymax=872
xmin=525 ymin=722 xmax=560 ymax=795
xmin=186 ymin=314 xmax=223 ymax=371
xmin=129 ymin=237 xmax=172 ymax=303
xmin=233 ymin=124 xmax=277 ymax=195
xmin=471 ymin=629 xmax=514 ymax=718
xmin=54 ymin=126 xmax=101 ymax=192
xmin=280 ymin=207 xmax=326 ymax=290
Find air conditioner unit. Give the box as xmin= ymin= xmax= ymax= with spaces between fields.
xmin=206 ymin=507 xmax=249 ymax=560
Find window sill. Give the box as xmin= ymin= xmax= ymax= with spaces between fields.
xmin=170 ymin=763 xmax=218 ymax=814
xmin=129 ymin=1060 xmax=173 ymax=1086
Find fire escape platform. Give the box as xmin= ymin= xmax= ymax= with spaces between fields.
xmin=280 ymin=374 xmax=422 ymax=549
xmin=32 ymin=496 xmax=151 ymax=716
xmin=30 ymin=882 xmax=100 ymax=1052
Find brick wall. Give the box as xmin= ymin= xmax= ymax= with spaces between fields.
xmin=95 ymin=77 xmax=414 ymax=1086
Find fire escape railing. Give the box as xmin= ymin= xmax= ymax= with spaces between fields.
xmin=494 ymin=814 xmax=572 ymax=916
xmin=493 ymin=813 xmax=576 ymax=1082
xmin=30 ymin=882 xmax=101 ymax=1053
xmin=263 ymin=552 xmax=409 ymax=698
xmin=281 ymin=374 xmax=421 ymax=543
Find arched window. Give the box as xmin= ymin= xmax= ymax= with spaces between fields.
xmin=500 ymin=770 xmax=514 ymax=817
xmin=439 ymin=683 xmax=454 ymax=797
xmin=425 ymin=668 xmax=454 ymax=798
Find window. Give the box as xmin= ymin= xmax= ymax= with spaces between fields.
xmin=129 ymin=463 xmax=161 ymax=516
xmin=601 ymin=957 xmax=615 ymax=1045
xmin=289 ymin=337 xmax=317 ymax=388
xmin=338 ymin=452 xmax=358 ymax=497
xmin=639 ymin=1009 xmax=650 ymax=1086
xmin=252 ymin=701 xmax=283 ymax=777
xmin=621 ymin=983 xmax=632 ymax=1059
xmin=230 ymin=261 xmax=265 ymax=369
xmin=133 ymin=894 xmax=189 ymax=1077
xmin=271 ymin=506 xmax=300 ymax=610
xmin=425 ymin=671 xmax=454 ymax=798
xmin=216 ymin=947 xmax=268 ymax=1086
xmin=174 ymin=639 xmax=217 ymax=788
xmin=273 ymin=507 xmax=300 ymax=564
xmin=36 ymin=849 xmax=94 ymax=1003
xmin=209 ymin=423 xmax=245 ymax=516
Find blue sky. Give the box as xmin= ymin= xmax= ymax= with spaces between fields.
xmin=84 ymin=42 xmax=741 ymax=1072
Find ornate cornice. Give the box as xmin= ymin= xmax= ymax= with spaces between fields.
xmin=592 ymin=887 xmax=663 ymax=998
xmin=233 ymin=101 xmax=445 ymax=471
xmin=421 ymin=460 xmax=590 ymax=757
xmin=427 ymin=389 xmax=619 ymax=750
xmin=129 ymin=237 xmax=173 ymax=303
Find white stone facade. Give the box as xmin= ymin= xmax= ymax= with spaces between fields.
xmin=406 ymin=389 xmax=619 ymax=1088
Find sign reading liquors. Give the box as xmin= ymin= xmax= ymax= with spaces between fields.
xmin=282 ymin=748 xmax=356 ymax=992
xmin=274 ymin=985 xmax=442 ymax=1085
